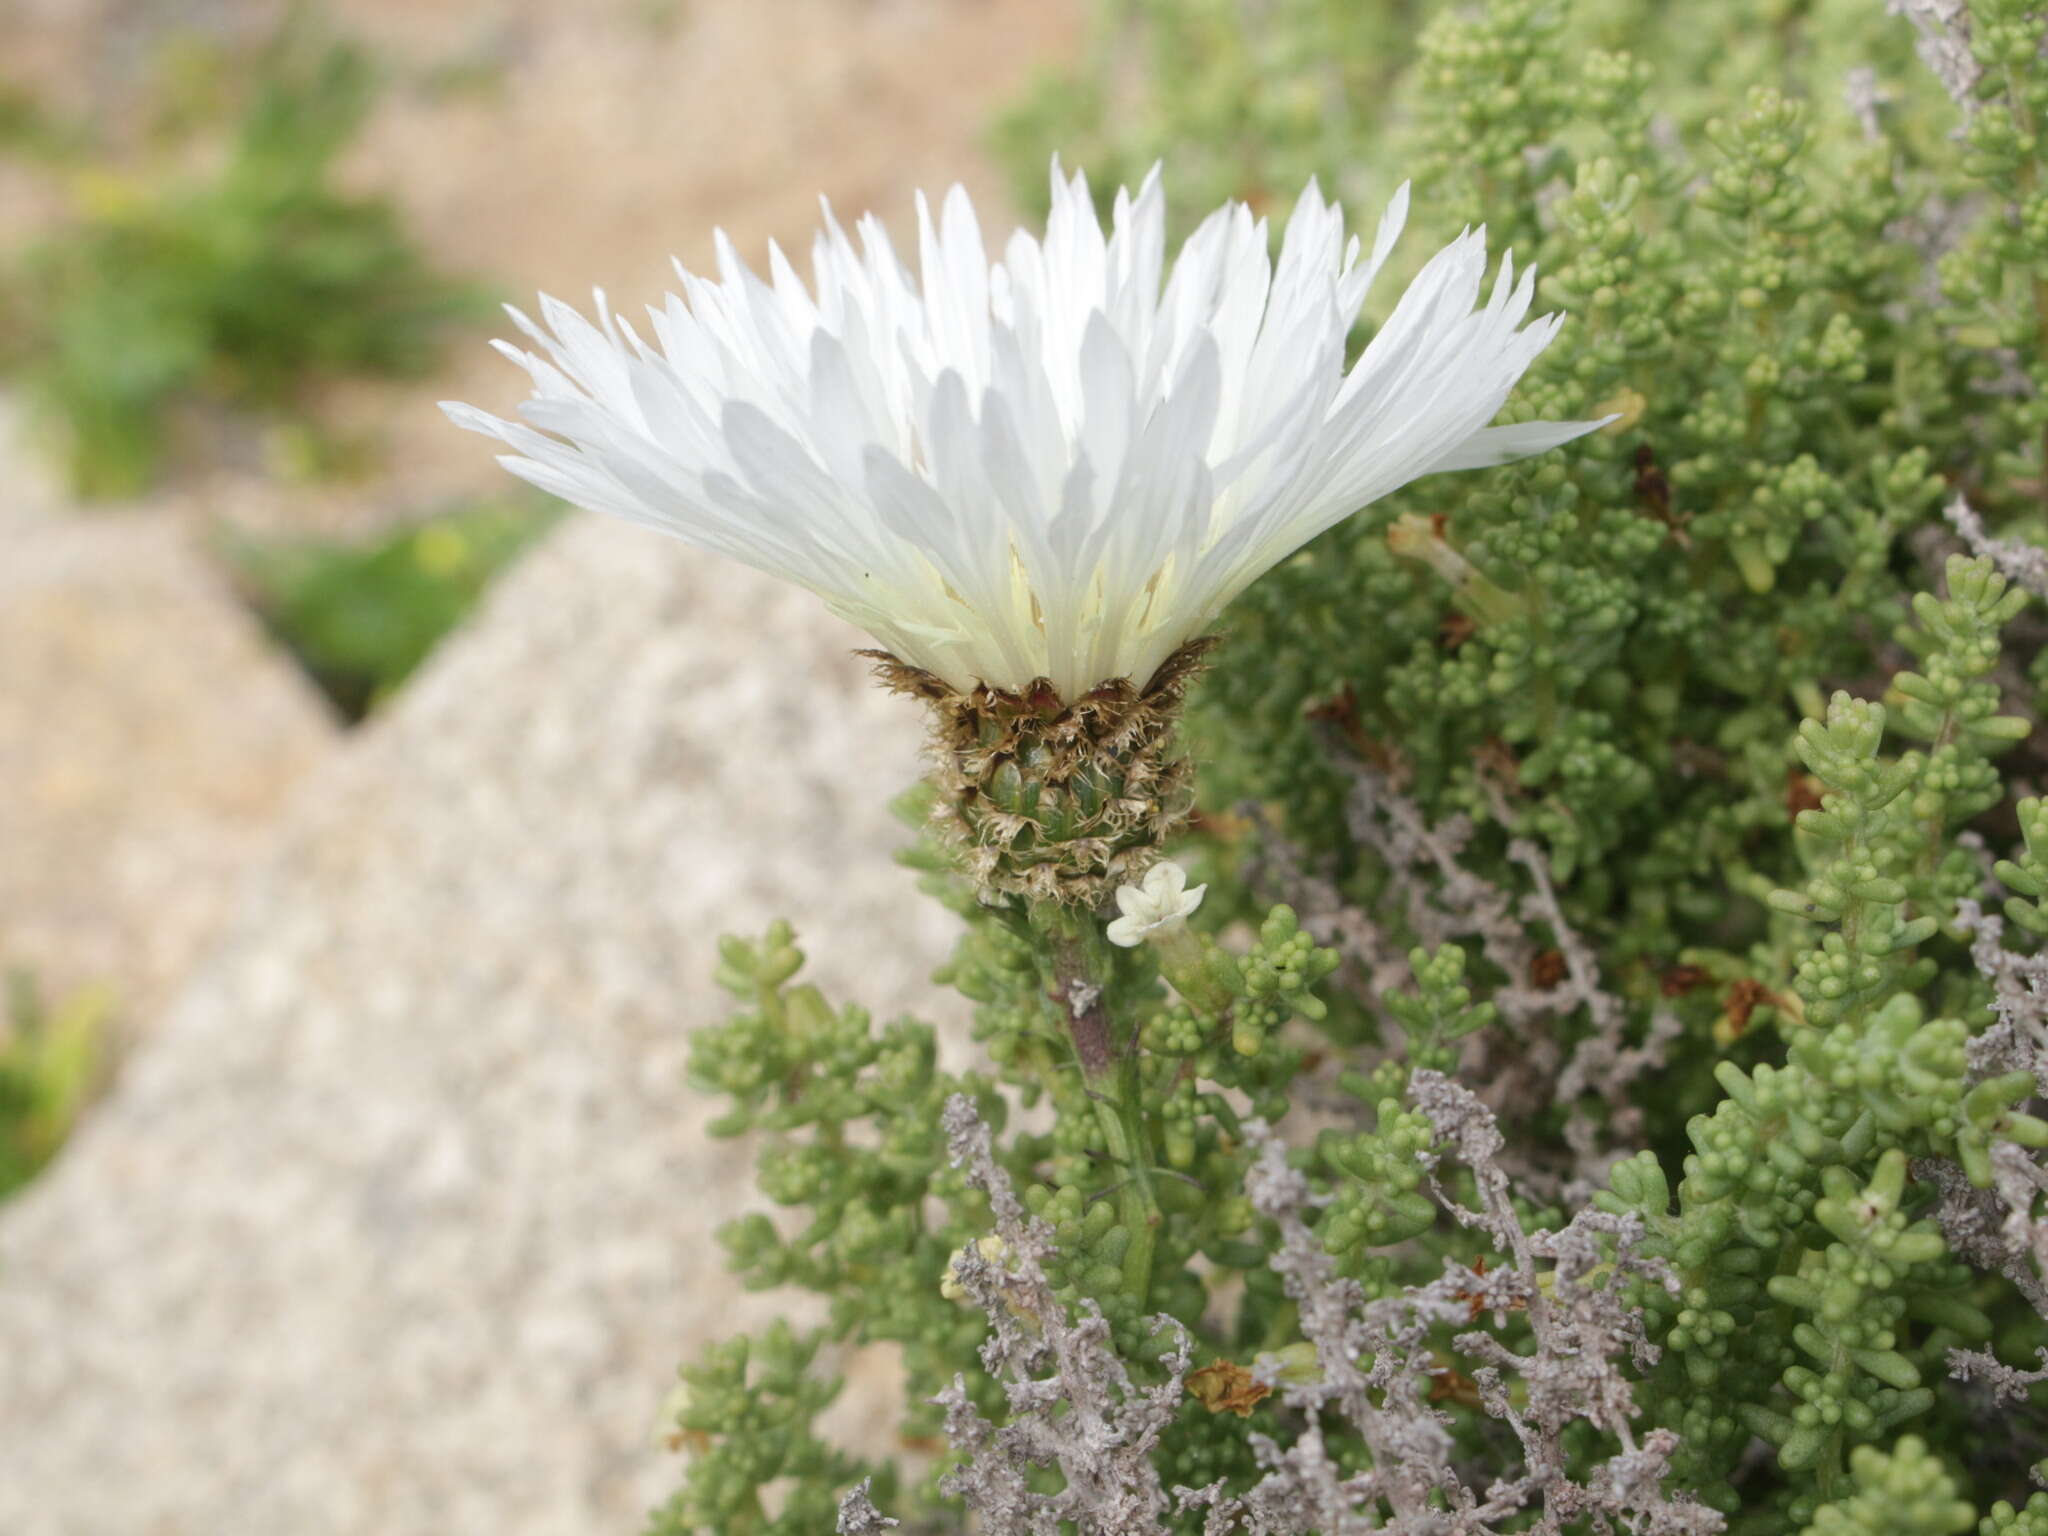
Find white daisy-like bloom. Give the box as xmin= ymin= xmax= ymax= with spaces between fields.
xmin=1105 ymin=861 xmax=1207 ymax=948
xmin=445 ymin=159 xmax=1602 ymax=700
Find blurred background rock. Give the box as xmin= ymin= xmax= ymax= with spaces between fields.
xmin=0 ymin=1 xmax=1077 ymax=1530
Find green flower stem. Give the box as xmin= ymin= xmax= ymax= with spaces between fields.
xmin=1037 ymin=905 xmax=1161 ymax=1304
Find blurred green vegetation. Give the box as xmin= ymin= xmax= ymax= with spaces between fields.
xmin=0 ymin=17 xmax=491 ymax=498
xmin=0 ymin=81 xmax=85 ymax=163
xmin=992 ymin=0 xmax=1425 ymax=219
xmin=0 ymin=972 xmax=109 ymax=1202
xmin=0 ymin=13 xmax=549 ymax=718
xmin=223 ymin=496 xmax=559 ymax=721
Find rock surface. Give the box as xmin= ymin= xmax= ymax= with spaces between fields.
xmin=0 ymin=502 xmax=338 ymax=1027
xmin=0 ymin=517 xmax=959 ymax=1534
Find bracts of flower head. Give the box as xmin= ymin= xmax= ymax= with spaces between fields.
xmin=446 ymin=158 xmax=1606 ymax=908
xmin=866 ymin=637 xmax=1211 ymax=906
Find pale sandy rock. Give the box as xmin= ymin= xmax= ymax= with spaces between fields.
xmin=0 ymin=514 xmax=960 ymax=1535
xmin=0 ymin=506 xmax=338 ymax=1028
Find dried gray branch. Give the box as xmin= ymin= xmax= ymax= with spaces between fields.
xmin=836 ymin=1478 xmax=900 ymax=1534
xmin=1201 ymin=1122 xmax=1462 ymax=1533
xmin=1506 ymin=839 xmax=1628 ymax=1073
xmin=1843 ymin=66 xmax=1891 ymax=143
xmin=1342 ymin=761 xmax=1535 ymax=992
xmin=1913 ymin=1154 xmax=2048 ymax=1315
xmin=1324 ymin=757 xmax=1664 ymax=1177
xmin=1949 ymin=1344 xmax=2048 ymax=1404
xmin=1992 ymin=1142 xmax=2048 ymax=1301
xmin=1931 ymin=903 xmax=2048 ymax=1321
xmin=1414 ymin=1072 xmax=1707 ymax=1536
xmin=1505 ymin=840 xmax=1677 ymax=1173
xmin=1947 ymin=497 xmax=2048 ymax=599
xmin=1180 ymin=1084 xmax=1714 ymax=1536
xmin=933 ymin=1094 xmax=1192 ymax=1536
xmin=1888 ymin=0 xmax=1983 ymax=113
xmin=1953 ymin=900 xmax=2048 ymax=1079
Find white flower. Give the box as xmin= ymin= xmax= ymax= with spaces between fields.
xmin=1106 ymin=860 xmax=1207 ymax=948
xmin=445 ymin=159 xmax=1603 ymax=699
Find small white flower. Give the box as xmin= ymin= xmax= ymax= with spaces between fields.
xmin=1106 ymin=861 xmax=1207 ymax=948
xmin=446 ymin=159 xmax=1602 ymax=698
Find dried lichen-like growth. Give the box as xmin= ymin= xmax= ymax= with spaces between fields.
xmin=1174 ymin=1093 xmax=1718 ymax=1536
xmin=932 ymin=1094 xmax=1193 ymax=1535
xmin=867 ymin=639 xmax=1215 ymax=906
xmin=834 ymin=1478 xmax=899 ymax=1534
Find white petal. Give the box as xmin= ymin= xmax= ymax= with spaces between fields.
xmin=1427 ymin=416 xmax=1614 ymax=472
xmin=448 ymin=158 xmax=1599 ymax=697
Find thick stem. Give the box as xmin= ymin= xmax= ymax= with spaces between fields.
xmin=1047 ymin=927 xmax=1118 ymax=1080
xmin=1093 ymin=1083 xmax=1161 ymax=1304
xmin=1042 ymin=911 xmax=1161 ymax=1303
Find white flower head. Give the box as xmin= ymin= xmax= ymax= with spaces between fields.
xmin=446 ymin=159 xmax=1604 ymax=699
xmin=1106 ymin=860 xmax=1207 ymax=948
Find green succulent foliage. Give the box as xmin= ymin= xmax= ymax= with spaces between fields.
xmin=1995 ymin=798 xmax=2048 ymax=938
xmin=1584 ymin=562 xmax=2047 ymax=1515
xmin=0 ymin=18 xmax=489 ymax=497
xmin=1986 ymin=1492 xmax=2048 ymax=1536
xmin=684 ymin=919 xmax=1002 ymax=1436
xmin=1766 ymin=556 xmax=2032 ymax=1031
xmin=1386 ymin=941 xmax=1499 ymax=1072
xmin=1312 ymin=948 xmax=1488 ymax=1265
xmin=1797 ymin=1437 xmax=1976 ymax=1536
xmin=643 ymin=1322 xmax=890 ymax=1536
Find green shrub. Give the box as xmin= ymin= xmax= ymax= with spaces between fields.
xmin=551 ymin=0 xmax=2048 ymax=1527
